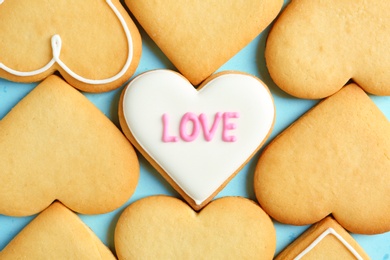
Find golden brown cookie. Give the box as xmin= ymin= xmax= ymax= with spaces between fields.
xmin=275 ymin=217 xmax=370 ymax=260
xmin=0 ymin=75 xmax=139 ymax=216
xmin=0 ymin=0 xmax=141 ymax=92
xmin=125 ymin=0 xmax=283 ymax=85
xmin=254 ymin=84 xmax=390 ymax=234
xmin=115 ymin=196 xmax=276 ymax=259
xmin=0 ymin=202 xmax=115 ymax=259
xmin=265 ymin=0 xmax=390 ymax=98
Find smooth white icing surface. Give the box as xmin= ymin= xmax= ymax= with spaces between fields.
xmin=294 ymin=228 xmax=363 ymax=260
xmin=122 ymin=70 xmax=275 ymax=205
xmin=0 ymin=0 xmax=133 ymax=85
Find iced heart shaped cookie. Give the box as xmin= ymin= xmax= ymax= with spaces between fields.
xmin=275 ymin=217 xmax=369 ymax=259
xmin=115 ymin=196 xmax=276 ymax=259
xmin=0 ymin=0 xmax=141 ymax=92
xmin=119 ymin=70 xmax=275 ymax=210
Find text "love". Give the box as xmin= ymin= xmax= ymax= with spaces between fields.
xmin=162 ymin=112 xmax=239 ymax=142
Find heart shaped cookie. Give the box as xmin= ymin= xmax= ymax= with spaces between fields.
xmin=0 ymin=75 xmax=139 ymax=216
xmin=115 ymin=196 xmax=276 ymax=259
xmin=275 ymin=217 xmax=370 ymax=259
xmin=125 ymin=0 xmax=283 ymax=85
xmin=119 ymin=70 xmax=275 ymax=210
xmin=265 ymin=0 xmax=390 ymax=98
xmin=0 ymin=202 xmax=115 ymax=259
xmin=0 ymin=0 xmax=141 ymax=92
xmin=254 ymin=84 xmax=390 ymax=234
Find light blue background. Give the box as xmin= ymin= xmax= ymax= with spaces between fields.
xmin=0 ymin=1 xmax=389 ymax=258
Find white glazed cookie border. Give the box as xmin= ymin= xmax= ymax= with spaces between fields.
xmin=0 ymin=0 xmax=133 ymax=85
xmin=294 ymin=228 xmax=363 ymax=260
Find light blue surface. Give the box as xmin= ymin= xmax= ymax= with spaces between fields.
xmin=0 ymin=1 xmax=389 ymax=259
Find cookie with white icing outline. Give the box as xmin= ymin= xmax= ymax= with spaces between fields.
xmin=265 ymin=0 xmax=390 ymax=99
xmin=254 ymin=84 xmax=390 ymax=234
xmin=275 ymin=217 xmax=369 ymax=260
xmin=115 ymin=196 xmax=276 ymax=259
xmin=125 ymin=0 xmax=283 ymax=85
xmin=0 ymin=0 xmax=141 ymax=92
xmin=0 ymin=202 xmax=115 ymax=259
xmin=119 ymin=70 xmax=275 ymax=210
xmin=0 ymin=75 xmax=139 ymax=216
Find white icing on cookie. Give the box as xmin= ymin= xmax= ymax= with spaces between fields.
xmin=122 ymin=70 xmax=275 ymax=205
xmin=0 ymin=0 xmax=133 ymax=85
xmin=294 ymin=228 xmax=363 ymax=260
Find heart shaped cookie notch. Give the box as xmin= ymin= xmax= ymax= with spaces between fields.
xmin=115 ymin=196 xmax=276 ymax=259
xmin=119 ymin=70 xmax=275 ymax=210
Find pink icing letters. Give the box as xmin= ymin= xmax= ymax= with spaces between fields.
xmin=222 ymin=112 xmax=240 ymax=142
xmin=162 ymin=113 xmax=179 ymax=142
xmin=180 ymin=112 xmax=201 ymax=142
xmin=162 ymin=112 xmax=239 ymax=142
xmin=199 ymin=112 xmax=223 ymax=141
